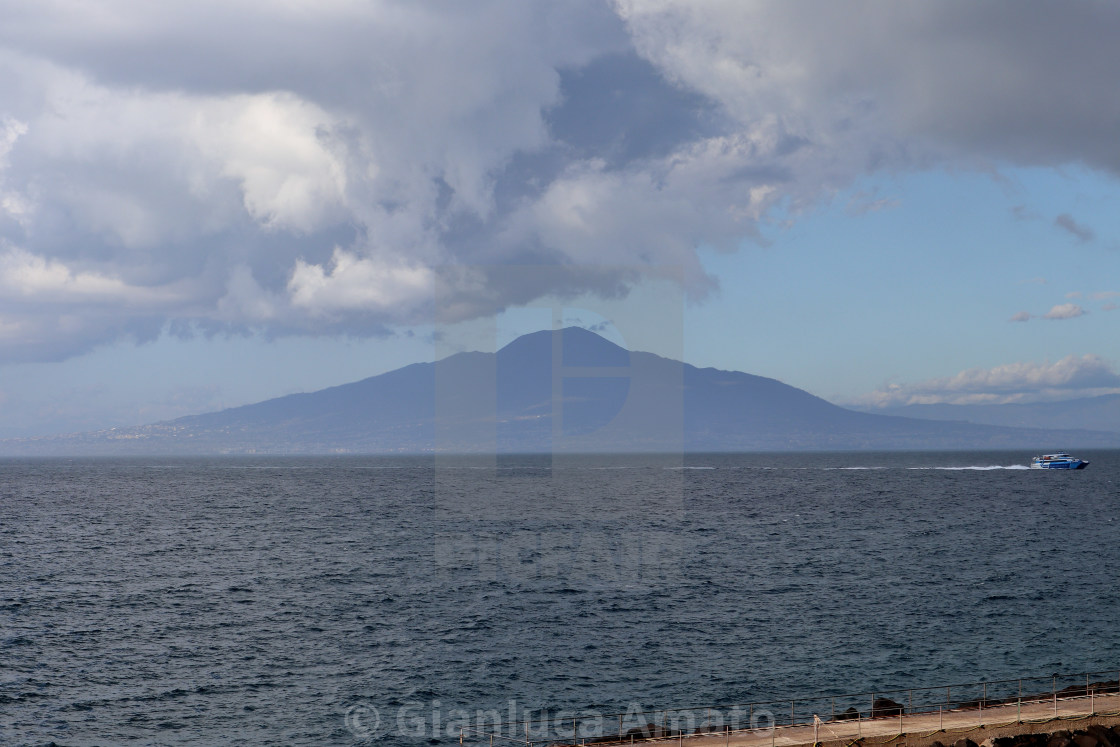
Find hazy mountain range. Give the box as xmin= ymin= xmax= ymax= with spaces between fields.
xmin=852 ymin=395 xmax=1120 ymax=434
xmin=3 ymin=328 xmax=1117 ymax=455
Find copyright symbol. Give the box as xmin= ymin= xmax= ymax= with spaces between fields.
xmin=345 ymin=703 xmax=381 ymax=739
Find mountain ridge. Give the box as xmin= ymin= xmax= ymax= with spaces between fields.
xmin=3 ymin=327 xmax=1117 ymax=455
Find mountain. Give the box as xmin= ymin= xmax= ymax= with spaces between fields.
xmin=852 ymin=395 xmax=1120 ymax=434
xmin=4 ymin=327 xmax=1119 ymax=455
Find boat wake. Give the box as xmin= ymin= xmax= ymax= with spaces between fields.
xmin=907 ymin=465 xmax=1030 ymax=471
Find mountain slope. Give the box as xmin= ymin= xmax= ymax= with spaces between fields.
xmin=854 ymin=395 xmax=1120 ymax=434
xmin=4 ymin=327 xmax=1118 ymax=455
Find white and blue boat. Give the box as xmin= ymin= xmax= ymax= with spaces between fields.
xmin=1030 ymin=453 xmax=1090 ymax=469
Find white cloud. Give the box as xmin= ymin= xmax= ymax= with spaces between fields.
xmin=0 ymin=116 xmax=29 ymax=224
xmin=502 ymin=126 xmax=800 ymax=296
xmin=0 ymin=2 xmax=615 ymax=359
xmin=189 ymin=93 xmax=349 ymax=233
xmin=1008 ymin=311 xmax=1031 ymax=322
xmin=15 ymin=63 xmax=350 ymax=245
xmin=288 ymin=249 xmax=435 ymax=317
xmin=0 ymin=245 xmax=171 ymax=304
xmin=1043 ymin=303 xmax=1085 ymax=320
xmin=859 ymin=354 xmax=1120 ymax=406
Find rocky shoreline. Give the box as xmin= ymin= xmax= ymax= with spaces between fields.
xmin=939 ymin=723 xmax=1120 ymax=747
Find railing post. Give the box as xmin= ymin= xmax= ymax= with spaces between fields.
xmin=791 ymin=700 xmax=795 ymax=727
xmin=939 ymin=705 xmax=943 ymax=731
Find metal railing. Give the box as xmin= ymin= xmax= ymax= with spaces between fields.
xmin=460 ymin=669 xmax=1120 ymax=747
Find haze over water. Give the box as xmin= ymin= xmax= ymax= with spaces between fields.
xmin=3 ymin=450 xmax=1118 ymax=745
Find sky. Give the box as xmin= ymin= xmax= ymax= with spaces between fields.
xmin=1 ymin=0 xmax=1119 ymax=439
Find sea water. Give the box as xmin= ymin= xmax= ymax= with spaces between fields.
xmin=2 ymin=451 xmax=1118 ymax=746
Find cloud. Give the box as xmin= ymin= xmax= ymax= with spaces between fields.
xmin=846 ymin=190 xmax=899 ymax=215
xmin=3 ymin=1 xmax=1120 ymax=360
xmin=618 ymin=1 xmax=1120 ymax=171
xmin=0 ymin=246 xmax=133 ymax=301
xmin=1089 ymin=291 xmax=1119 ymax=312
xmin=859 ymin=354 xmax=1120 ymax=406
xmin=1013 ymin=298 xmax=1101 ymax=322
xmin=1043 ymin=303 xmax=1086 ymax=320
xmin=0 ymin=1 xmax=623 ymax=359
xmin=288 ymin=249 xmax=435 ymax=318
xmin=1054 ymin=213 xmax=1095 ymax=242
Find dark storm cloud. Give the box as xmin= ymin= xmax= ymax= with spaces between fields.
xmin=547 ymin=51 xmax=722 ymax=167
xmin=620 ymin=1 xmax=1120 ymax=170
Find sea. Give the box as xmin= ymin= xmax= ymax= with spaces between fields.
xmin=2 ymin=450 xmax=1119 ymax=746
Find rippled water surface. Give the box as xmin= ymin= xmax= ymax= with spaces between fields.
xmin=2 ymin=451 xmax=1119 ymax=746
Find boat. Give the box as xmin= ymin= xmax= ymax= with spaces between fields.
xmin=1030 ymin=453 xmax=1090 ymax=469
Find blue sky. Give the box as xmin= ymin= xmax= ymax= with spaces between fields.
xmin=1 ymin=1 xmax=1118 ymax=438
